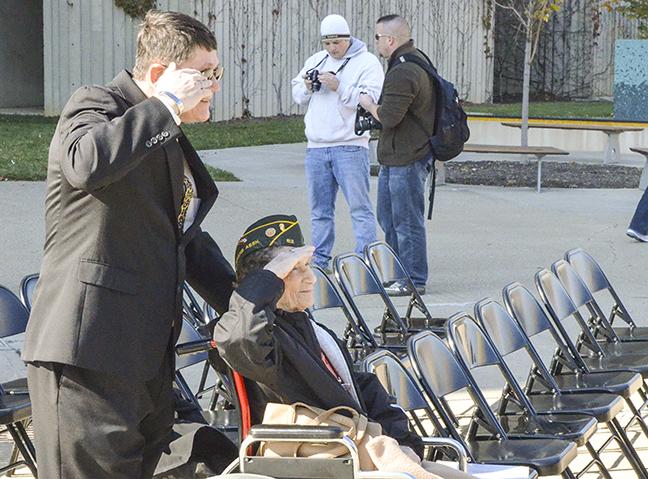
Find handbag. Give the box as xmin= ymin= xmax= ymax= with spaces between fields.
xmin=259 ymin=402 xmax=381 ymax=470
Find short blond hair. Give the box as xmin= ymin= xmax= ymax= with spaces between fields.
xmin=132 ymin=10 xmax=217 ymax=79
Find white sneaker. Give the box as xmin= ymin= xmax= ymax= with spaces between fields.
xmin=627 ymin=228 xmax=648 ymax=243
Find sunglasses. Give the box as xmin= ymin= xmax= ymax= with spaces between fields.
xmin=374 ymin=33 xmax=394 ymax=41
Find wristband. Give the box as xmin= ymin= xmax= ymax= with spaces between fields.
xmin=158 ymin=91 xmax=184 ymax=115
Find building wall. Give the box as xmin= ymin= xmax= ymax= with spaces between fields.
xmin=493 ymin=0 xmax=638 ymax=102
xmin=43 ymin=0 xmax=494 ymax=118
xmin=0 ymin=0 xmax=44 ymax=108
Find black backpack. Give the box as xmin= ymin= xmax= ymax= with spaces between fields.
xmin=394 ymin=50 xmax=470 ymax=218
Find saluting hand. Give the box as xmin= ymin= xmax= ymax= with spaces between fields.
xmin=154 ymin=62 xmax=213 ymax=112
xmin=264 ymin=246 xmax=315 ymax=279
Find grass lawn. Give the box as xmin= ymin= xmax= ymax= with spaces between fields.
xmin=464 ymin=100 xmax=613 ymax=119
xmin=0 ymin=114 xmax=306 ymax=181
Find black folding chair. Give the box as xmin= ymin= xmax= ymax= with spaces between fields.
xmin=504 ymin=281 xmax=648 ymax=472
xmin=0 ymin=286 xmax=38 ymax=477
xmin=363 ymin=349 xmax=539 ymax=478
xmin=565 ymin=247 xmax=648 ymax=340
xmin=474 ymin=299 xmax=648 ymax=478
xmin=446 ymin=313 xmax=617 ymax=478
xmin=333 ymin=253 xmax=411 ymax=350
xmin=18 ymin=274 xmax=38 ymax=313
xmin=364 ymin=241 xmax=444 ymax=334
xmin=307 ymin=265 xmax=376 ymax=361
xmin=535 ymin=268 xmax=648 ymax=378
xmin=183 ymin=282 xmax=209 ymax=329
xmin=407 ymin=329 xmax=579 ymax=478
xmin=552 ymin=257 xmax=648 ymax=348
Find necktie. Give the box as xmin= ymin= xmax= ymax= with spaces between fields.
xmin=177 ymin=176 xmax=194 ymax=231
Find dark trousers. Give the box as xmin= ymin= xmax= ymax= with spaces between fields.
xmin=629 ymin=187 xmax=648 ymax=235
xmin=27 ymin=354 xmax=175 ymax=479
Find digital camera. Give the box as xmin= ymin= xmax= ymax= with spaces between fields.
xmin=306 ymin=69 xmax=322 ymax=92
xmin=354 ymin=105 xmax=382 ymax=136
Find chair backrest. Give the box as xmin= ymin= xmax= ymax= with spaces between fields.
xmin=311 ymin=265 xmax=347 ymax=312
xmin=407 ymin=330 xmax=508 ymax=440
xmin=19 ymin=273 xmax=39 ymax=312
xmin=565 ymin=248 xmax=637 ymax=328
xmin=502 ymin=282 xmax=554 ymax=338
xmin=503 ymin=282 xmax=588 ymax=374
xmin=475 ymin=298 xmax=562 ymax=394
xmin=363 ymin=350 xmax=429 ymax=412
xmin=551 ymin=259 xmax=595 ymax=310
xmin=333 ymin=252 xmax=408 ymax=338
xmin=534 ymin=269 xmax=579 ymax=321
xmin=364 ymin=242 xmax=435 ymax=330
xmin=445 ymin=313 xmax=501 ymax=369
xmin=535 ymin=269 xmax=606 ymax=359
xmin=446 ymin=313 xmax=540 ymax=418
xmin=364 ymin=241 xmax=410 ymax=285
xmin=474 ymin=299 xmax=528 ymax=356
xmin=309 ymin=265 xmax=377 ymax=354
xmin=0 ymin=285 xmax=30 ymax=338
xmin=564 ymin=248 xmax=610 ymax=295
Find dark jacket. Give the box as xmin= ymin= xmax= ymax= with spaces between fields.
xmin=23 ymin=71 xmax=236 ymax=380
xmin=376 ymin=41 xmax=436 ymax=166
xmin=213 ymin=270 xmax=424 ymax=457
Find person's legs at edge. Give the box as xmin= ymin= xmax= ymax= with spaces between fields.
xmin=305 ymin=147 xmax=338 ymax=268
xmin=628 ymin=188 xmax=648 ymax=242
xmin=384 ymin=157 xmax=429 ymax=288
xmin=376 ymin=165 xmax=399 ymax=256
xmin=333 ymin=145 xmax=377 ymax=254
xmin=27 ymin=353 xmax=174 ymax=479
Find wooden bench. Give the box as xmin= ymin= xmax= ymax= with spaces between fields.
xmin=440 ymin=144 xmax=569 ymax=192
xmin=630 ymin=147 xmax=648 ymax=190
xmin=502 ymin=122 xmax=644 ymax=164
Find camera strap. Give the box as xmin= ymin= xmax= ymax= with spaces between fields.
xmin=306 ymin=55 xmax=351 ymax=76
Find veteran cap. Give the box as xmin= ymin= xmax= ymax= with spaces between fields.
xmin=235 ymin=214 xmax=304 ymax=268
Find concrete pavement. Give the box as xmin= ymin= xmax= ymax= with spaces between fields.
xmin=1 ymin=142 xmax=648 ymax=477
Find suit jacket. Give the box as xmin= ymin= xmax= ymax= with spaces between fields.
xmin=23 ymin=71 xmax=236 ymax=380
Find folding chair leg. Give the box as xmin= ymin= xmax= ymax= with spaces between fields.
xmin=561 ymin=467 xmax=577 ymax=479
xmin=583 ymin=441 xmax=612 ymax=479
xmin=5 ymin=422 xmax=37 ymax=477
xmin=624 ymin=397 xmax=648 ymax=439
xmin=608 ymin=417 xmax=648 ymax=479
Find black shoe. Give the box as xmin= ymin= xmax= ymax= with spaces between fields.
xmin=627 ymin=228 xmax=648 ymax=243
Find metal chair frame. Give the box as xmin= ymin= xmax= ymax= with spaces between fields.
xmin=333 ymin=253 xmax=410 ymax=350
xmin=308 ymin=265 xmax=376 ymax=361
xmin=407 ymin=329 xmax=579 ymax=478
xmin=565 ymin=248 xmax=648 ymax=339
xmin=363 ymin=241 xmax=444 ymax=335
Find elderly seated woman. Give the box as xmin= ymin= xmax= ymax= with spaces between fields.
xmin=214 ymin=215 xmax=477 ymax=479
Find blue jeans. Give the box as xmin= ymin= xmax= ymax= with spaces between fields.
xmin=305 ymin=146 xmax=377 ymax=268
xmin=376 ymin=156 xmax=431 ymax=287
xmin=629 ymin=188 xmax=648 ymax=235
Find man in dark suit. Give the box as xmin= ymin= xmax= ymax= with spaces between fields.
xmin=22 ymin=10 xmax=236 ymax=478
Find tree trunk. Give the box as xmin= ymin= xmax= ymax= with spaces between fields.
xmin=521 ymin=29 xmax=532 ymax=147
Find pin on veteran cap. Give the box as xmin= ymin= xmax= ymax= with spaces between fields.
xmin=235 ymin=214 xmax=305 ymax=267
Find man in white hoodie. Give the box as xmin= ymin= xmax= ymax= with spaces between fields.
xmin=292 ymin=14 xmax=384 ymax=271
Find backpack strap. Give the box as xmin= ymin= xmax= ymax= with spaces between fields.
xmin=392 ymin=51 xmax=440 ymax=220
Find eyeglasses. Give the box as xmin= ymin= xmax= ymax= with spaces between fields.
xmin=161 ymin=64 xmax=224 ymax=81
xmin=200 ymin=65 xmax=224 ymax=82
xmin=374 ymin=33 xmax=395 ymax=41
